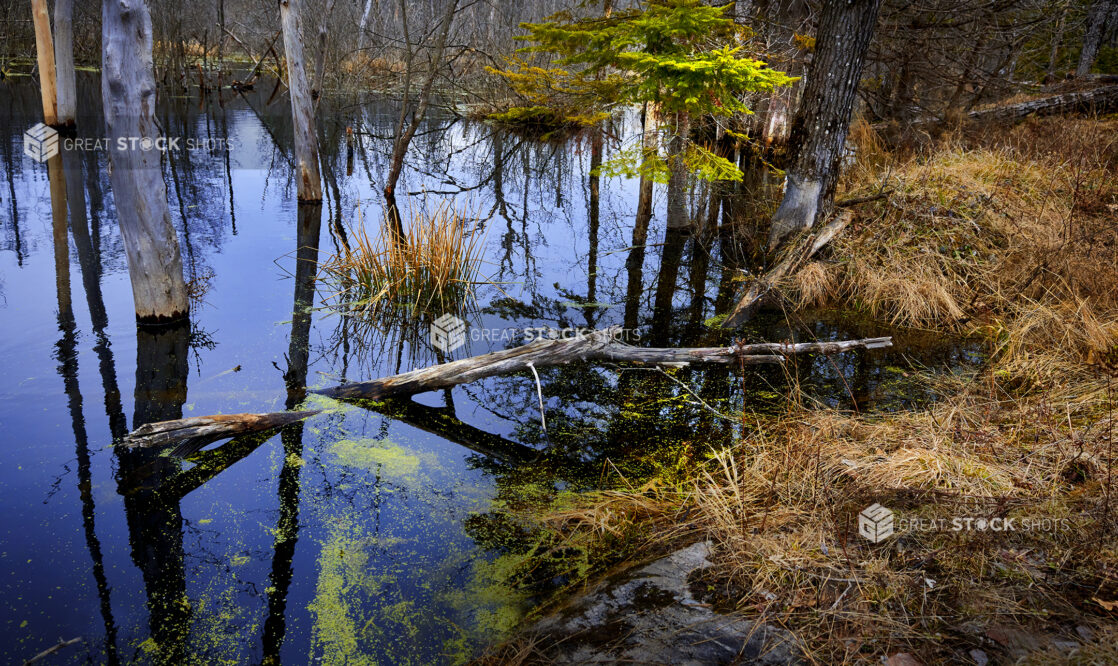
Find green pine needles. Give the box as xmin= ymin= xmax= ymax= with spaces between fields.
xmin=489 ymin=0 xmax=796 ymax=180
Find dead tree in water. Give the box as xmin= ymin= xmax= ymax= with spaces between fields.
xmin=53 ymin=0 xmax=77 ymax=129
xmin=279 ymin=0 xmax=323 ymax=202
xmin=30 ymin=0 xmax=57 ymax=125
xmin=102 ymin=0 xmax=189 ymax=323
xmin=767 ymin=0 xmax=883 ymax=249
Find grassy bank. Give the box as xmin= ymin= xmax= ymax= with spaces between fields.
xmin=487 ymin=116 xmax=1118 ymax=664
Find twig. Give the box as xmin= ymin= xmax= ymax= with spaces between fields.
xmin=23 ymin=637 xmax=83 ymax=666
xmin=527 ymin=361 xmax=547 ymax=434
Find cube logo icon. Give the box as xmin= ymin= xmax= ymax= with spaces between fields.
xmin=859 ymin=503 xmax=894 ymax=543
xmin=24 ymin=123 xmax=59 ymax=163
xmin=431 ymin=313 xmax=466 ymax=353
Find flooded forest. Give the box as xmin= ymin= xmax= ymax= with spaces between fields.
xmin=2 ymin=0 xmax=1118 ymax=664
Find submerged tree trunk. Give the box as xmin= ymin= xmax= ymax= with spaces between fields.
xmin=767 ymin=0 xmax=882 ymax=249
xmin=53 ymin=0 xmax=76 ymax=129
xmin=279 ymin=0 xmax=323 ymax=202
xmin=31 ymin=0 xmax=58 ymax=126
xmin=102 ymin=0 xmax=189 ymax=323
xmin=1077 ymin=0 xmax=1115 ymax=77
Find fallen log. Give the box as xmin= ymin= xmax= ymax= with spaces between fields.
xmin=723 ymin=211 xmax=853 ymax=328
xmin=313 ymin=325 xmax=891 ymax=400
xmin=119 ymin=330 xmax=892 ymax=452
xmin=967 ymin=85 xmax=1118 ymax=123
xmin=874 ymin=84 xmax=1118 ymax=132
xmin=120 ymin=410 xmax=319 ymax=451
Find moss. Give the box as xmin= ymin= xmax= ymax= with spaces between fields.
xmin=329 ymin=437 xmax=439 ymax=483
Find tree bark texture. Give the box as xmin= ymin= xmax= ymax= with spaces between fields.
xmin=102 ymin=0 xmax=189 ymax=323
xmin=53 ymin=0 xmax=76 ymax=128
xmin=768 ymin=0 xmax=882 ymax=249
xmin=31 ymin=0 xmax=58 ymax=126
xmin=1077 ymin=0 xmax=1115 ymax=77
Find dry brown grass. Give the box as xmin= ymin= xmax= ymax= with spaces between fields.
xmin=320 ymin=200 xmax=487 ymax=324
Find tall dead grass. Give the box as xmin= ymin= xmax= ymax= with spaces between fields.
xmin=321 ymin=200 xmax=486 ymax=324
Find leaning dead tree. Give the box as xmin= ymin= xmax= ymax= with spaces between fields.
xmin=767 ymin=0 xmax=883 ymax=249
xmin=725 ymin=211 xmax=855 ymax=327
xmin=102 ymin=0 xmax=189 ymax=323
xmin=279 ymin=0 xmax=323 ymax=202
xmin=119 ymin=328 xmax=892 ymax=449
xmin=1077 ymin=0 xmax=1115 ymax=77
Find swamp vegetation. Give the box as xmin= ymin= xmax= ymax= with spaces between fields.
xmin=2 ymin=0 xmax=1118 ymax=664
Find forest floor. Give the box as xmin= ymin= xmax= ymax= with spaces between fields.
xmin=481 ymin=115 xmax=1118 ymax=665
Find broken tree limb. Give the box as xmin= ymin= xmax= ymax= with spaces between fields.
xmin=120 ymin=410 xmax=319 ymax=451
xmin=313 ymin=325 xmax=892 ymax=401
xmin=723 ymin=210 xmax=854 ymax=328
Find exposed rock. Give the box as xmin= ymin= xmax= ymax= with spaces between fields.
xmin=530 ymin=541 xmax=800 ymax=664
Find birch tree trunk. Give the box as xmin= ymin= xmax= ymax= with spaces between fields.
xmin=102 ymin=0 xmax=189 ymax=323
xmin=767 ymin=0 xmax=882 ymax=249
xmin=53 ymin=0 xmax=76 ymax=129
xmin=1077 ymin=0 xmax=1115 ymax=77
xmin=279 ymin=0 xmax=323 ymax=202
xmin=31 ymin=0 xmax=58 ymax=126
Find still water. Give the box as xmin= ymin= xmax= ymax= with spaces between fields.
xmin=0 ymin=75 xmax=978 ymax=663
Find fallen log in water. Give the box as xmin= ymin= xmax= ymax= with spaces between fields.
xmin=313 ymin=326 xmax=892 ymax=400
xmin=724 ymin=211 xmax=854 ymax=328
xmin=119 ymin=330 xmax=892 ymax=451
xmin=120 ymin=410 xmax=320 ymax=450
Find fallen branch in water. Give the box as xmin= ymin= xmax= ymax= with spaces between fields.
xmin=313 ymin=326 xmax=891 ymax=400
xmin=23 ymin=637 xmax=83 ymax=666
xmin=119 ymin=330 xmax=891 ymax=453
xmin=120 ymin=410 xmax=320 ymax=451
xmin=723 ymin=210 xmax=854 ymax=327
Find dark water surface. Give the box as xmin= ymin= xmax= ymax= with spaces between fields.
xmin=0 ymin=75 xmax=980 ymax=664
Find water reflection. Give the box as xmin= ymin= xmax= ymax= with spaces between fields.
xmin=0 ymin=73 xmax=984 ymax=663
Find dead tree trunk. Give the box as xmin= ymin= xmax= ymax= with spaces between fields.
xmin=767 ymin=0 xmax=882 ymax=249
xmin=53 ymin=0 xmax=76 ymax=129
xmin=279 ymin=0 xmax=323 ymax=202
xmin=31 ymin=0 xmax=58 ymax=126
xmin=102 ymin=0 xmax=189 ymax=323
xmin=1078 ymin=0 xmax=1115 ymax=77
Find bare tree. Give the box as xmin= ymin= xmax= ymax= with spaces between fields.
xmin=102 ymin=0 xmax=189 ymax=322
xmin=767 ymin=0 xmax=883 ymax=248
xmin=280 ymin=0 xmax=323 ymax=202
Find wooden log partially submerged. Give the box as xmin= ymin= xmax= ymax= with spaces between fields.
xmin=313 ymin=326 xmax=892 ymax=400
xmin=120 ymin=410 xmax=320 ymax=451
xmin=120 ymin=329 xmax=892 ymax=452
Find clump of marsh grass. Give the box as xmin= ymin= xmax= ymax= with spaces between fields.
xmin=321 ymin=200 xmax=487 ymax=328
